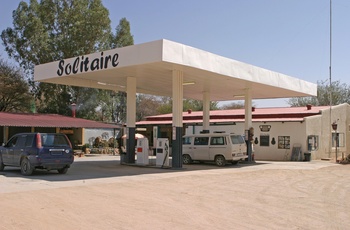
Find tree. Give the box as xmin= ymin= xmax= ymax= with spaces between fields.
xmin=288 ymin=80 xmax=350 ymax=107
xmin=1 ymin=0 xmax=111 ymax=117
xmin=111 ymin=17 xmax=134 ymax=49
xmin=155 ymin=97 xmax=219 ymax=115
xmin=219 ymin=101 xmax=245 ymax=110
xmin=0 ymin=58 xmax=31 ymax=112
xmin=106 ymin=17 xmax=134 ymax=123
xmin=183 ymin=99 xmax=219 ymax=111
xmin=157 ymin=96 xmax=173 ymax=114
xmin=136 ymin=94 xmax=162 ymax=121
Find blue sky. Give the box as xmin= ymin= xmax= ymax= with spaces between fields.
xmin=1 ymin=0 xmax=349 ymax=107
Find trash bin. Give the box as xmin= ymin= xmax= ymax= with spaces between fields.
xmin=304 ymin=152 xmax=311 ymax=161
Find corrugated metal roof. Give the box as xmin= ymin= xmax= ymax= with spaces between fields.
xmin=0 ymin=112 xmax=120 ymax=129
xmin=146 ymin=106 xmax=329 ymax=120
xmin=147 ymin=105 xmax=329 ymax=120
xmin=138 ymin=105 xmax=330 ymax=125
xmin=136 ymin=117 xmax=304 ymax=125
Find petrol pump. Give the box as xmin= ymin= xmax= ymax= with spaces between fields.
xmin=156 ymin=138 xmax=169 ymax=167
xmin=136 ymin=137 xmax=149 ymax=165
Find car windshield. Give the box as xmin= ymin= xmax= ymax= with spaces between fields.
xmin=41 ymin=134 xmax=70 ymax=147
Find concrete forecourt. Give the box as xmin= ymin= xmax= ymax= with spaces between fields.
xmin=0 ymin=155 xmax=349 ymax=229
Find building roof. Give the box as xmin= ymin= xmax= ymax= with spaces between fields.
xmin=137 ymin=105 xmax=330 ymax=125
xmin=0 ymin=112 xmax=120 ymax=129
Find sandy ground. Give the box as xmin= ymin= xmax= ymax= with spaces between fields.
xmin=0 ymin=155 xmax=349 ymax=230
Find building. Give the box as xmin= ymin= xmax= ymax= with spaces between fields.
xmin=136 ymin=104 xmax=350 ymax=161
xmin=0 ymin=112 xmax=120 ymax=148
xmin=34 ymin=39 xmax=317 ymax=167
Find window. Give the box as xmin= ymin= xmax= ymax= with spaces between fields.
xmin=16 ymin=136 xmax=27 ymax=148
xmin=332 ymin=133 xmax=344 ymax=147
xmin=278 ymin=136 xmax=290 ymax=149
xmin=231 ymin=135 xmax=245 ymax=144
xmin=183 ymin=137 xmax=192 ymax=145
xmin=194 ymin=137 xmax=209 ymax=145
xmin=210 ymin=136 xmax=225 ymax=145
xmin=260 ymin=134 xmax=270 ymax=147
xmin=6 ymin=136 xmax=18 ymax=147
xmin=41 ymin=134 xmax=70 ymax=147
xmin=25 ymin=135 xmax=34 ymax=147
xmin=307 ymin=135 xmax=319 ymax=151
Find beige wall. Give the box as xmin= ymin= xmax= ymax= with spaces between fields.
xmin=252 ymin=121 xmax=306 ymax=161
xmin=305 ymin=114 xmax=325 ymax=160
xmin=186 ymin=121 xmax=307 ymax=161
xmin=182 ymin=104 xmax=350 ymax=161
xmin=305 ymin=103 xmax=350 ymax=161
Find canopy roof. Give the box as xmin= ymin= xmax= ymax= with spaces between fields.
xmin=34 ymin=39 xmax=317 ymax=101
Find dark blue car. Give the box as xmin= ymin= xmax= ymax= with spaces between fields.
xmin=0 ymin=133 xmax=74 ymax=175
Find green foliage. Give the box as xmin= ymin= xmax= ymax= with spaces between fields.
xmin=219 ymin=101 xmax=257 ymax=110
xmin=136 ymin=94 xmax=163 ymax=121
xmin=1 ymin=0 xmax=112 ymax=118
xmin=107 ymin=17 xmax=134 ymax=123
xmin=183 ymin=99 xmax=219 ymax=111
xmin=73 ymin=87 xmax=101 ymax=120
xmin=0 ymin=58 xmax=31 ymax=112
xmin=2 ymin=0 xmax=111 ymax=70
xmin=111 ymin=17 xmax=134 ymax=48
xmin=135 ymin=96 xmax=221 ymax=119
xmin=288 ymin=80 xmax=350 ymax=107
xmin=156 ymin=96 xmax=173 ymax=114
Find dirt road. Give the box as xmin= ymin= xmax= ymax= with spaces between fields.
xmin=0 ymin=156 xmax=349 ymax=230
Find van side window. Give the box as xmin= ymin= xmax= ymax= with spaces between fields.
xmin=231 ymin=135 xmax=244 ymax=144
xmin=194 ymin=137 xmax=209 ymax=145
xmin=183 ymin=137 xmax=192 ymax=145
xmin=210 ymin=136 xmax=225 ymax=145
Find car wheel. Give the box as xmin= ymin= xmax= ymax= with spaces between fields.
xmin=0 ymin=156 xmax=5 ymax=171
xmin=215 ymin=155 xmax=226 ymax=167
xmin=182 ymin=154 xmax=192 ymax=164
xmin=57 ymin=167 xmax=68 ymax=174
xmin=21 ymin=158 xmax=34 ymax=175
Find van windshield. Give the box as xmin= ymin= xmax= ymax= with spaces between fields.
xmin=230 ymin=135 xmax=245 ymax=144
xmin=41 ymin=134 xmax=70 ymax=147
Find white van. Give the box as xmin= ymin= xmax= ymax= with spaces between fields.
xmin=182 ymin=133 xmax=247 ymax=166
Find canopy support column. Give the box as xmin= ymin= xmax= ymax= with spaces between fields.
xmin=245 ymin=88 xmax=253 ymax=162
xmin=202 ymin=91 xmax=210 ymax=133
xmin=126 ymin=77 xmax=136 ymax=164
xmin=172 ymin=70 xmax=183 ymax=168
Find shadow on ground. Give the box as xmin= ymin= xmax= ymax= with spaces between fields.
xmin=0 ymin=155 xmax=265 ymax=182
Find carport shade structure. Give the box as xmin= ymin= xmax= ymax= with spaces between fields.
xmin=34 ymin=39 xmax=317 ymax=168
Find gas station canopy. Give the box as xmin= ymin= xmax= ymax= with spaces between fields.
xmin=34 ymin=39 xmax=317 ymax=101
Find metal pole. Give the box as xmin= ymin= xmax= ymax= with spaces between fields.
xmin=335 ymin=130 xmax=338 ymax=162
xmin=329 ymin=0 xmax=333 ymax=158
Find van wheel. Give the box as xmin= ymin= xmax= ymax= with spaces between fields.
xmin=215 ymin=155 xmax=226 ymax=167
xmin=183 ymin=155 xmax=192 ymax=164
xmin=58 ymin=167 xmax=68 ymax=174
xmin=21 ymin=158 xmax=34 ymax=175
